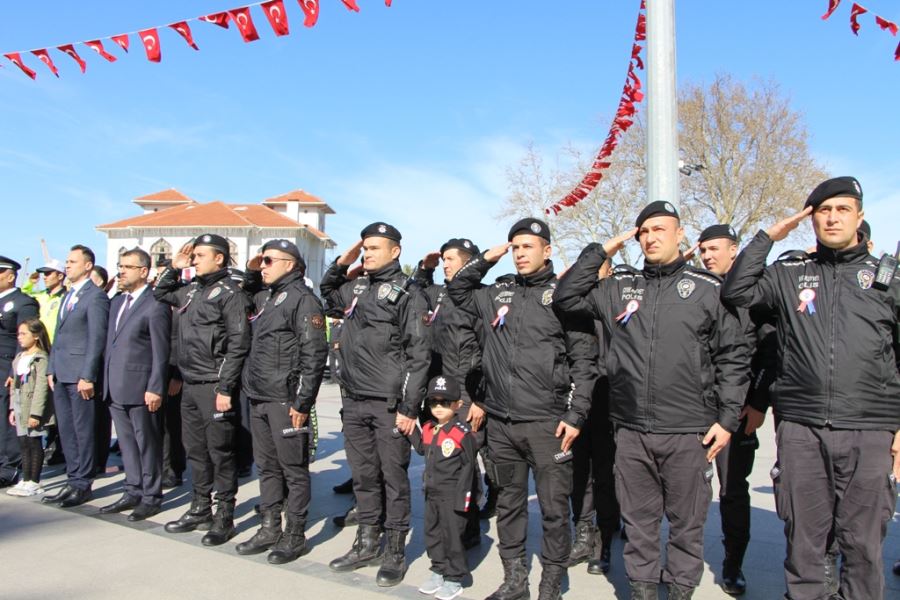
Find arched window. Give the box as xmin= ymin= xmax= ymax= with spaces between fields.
xmin=150 ymin=238 xmax=172 ymax=268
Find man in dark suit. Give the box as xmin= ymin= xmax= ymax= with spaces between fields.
xmin=0 ymin=256 xmax=39 ymax=487
xmin=42 ymin=245 xmax=109 ymax=508
xmin=100 ymin=248 xmax=171 ymax=521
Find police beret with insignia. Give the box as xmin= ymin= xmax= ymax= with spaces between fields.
xmin=635 ymin=201 xmax=679 ymax=229
xmin=0 ymin=256 xmax=22 ymax=271
xmin=804 ymin=176 xmax=862 ymax=209
xmin=440 ymin=238 xmax=481 ymax=256
xmin=194 ymin=233 xmax=231 ymax=256
xmin=507 ymin=218 xmax=551 ymax=243
xmin=425 ymin=375 xmax=461 ymax=402
xmin=261 ymin=239 xmax=303 ymax=261
xmin=858 ymin=219 xmax=871 ymax=240
xmin=360 ymin=222 xmax=402 ymax=242
xmin=698 ymin=224 xmax=738 ymax=244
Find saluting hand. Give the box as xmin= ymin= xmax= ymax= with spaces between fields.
xmin=682 ymin=241 xmax=700 ymax=261
xmin=555 ymin=421 xmax=580 ymax=453
xmin=602 ymin=228 xmax=638 ymax=257
xmin=702 ymin=422 xmax=732 ymax=462
xmin=484 ymin=242 xmax=512 ymax=263
xmin=172 ymin=242 xmax=194 ymax=270
xmin=337 ymin=240 xmax=364 ymax=267
xmin=421 ymin=252 xmax=441 ymax=270
xmin=765 ymin=206 xmax=813 ymax=242
xmin=246 ymin=254 xmax=264 ymax=272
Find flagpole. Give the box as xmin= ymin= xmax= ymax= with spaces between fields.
xmin=646 ymin=0 xmax=679 ymax=209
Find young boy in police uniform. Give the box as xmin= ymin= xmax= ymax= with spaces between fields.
xmin=409 ymin=375 xmax=478 ymax=600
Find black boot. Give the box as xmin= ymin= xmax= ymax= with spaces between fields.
xmin=201 ymin=500 xmax=236 ymax=546
xmin=376 ymin=529 xmax=407 ymax=587
xmin=268 ymin=518 xmax=307 ymax=564
xmin=537 ymin=564 xmax=565 ymax=600
xmin=721 ymin=542 xmax=747 ymax=596
xmin=628 ymin=581 xmax=657 ymax=600
xmin=328 ymin=524 xmax=383 ymax=572
xmin=235 ymin=510 xmax=282 ymax=555
xmin=568 ymin=521 xmax=595 ymax=566
xmin=333 ymin=504 xmax=359 ymax=528
xmin=587 ymin=531 xmax=612 ymax=575
xmin=666 ymin=583 xmax=694 ymax=600
xmin=165 ymin=495 xmax=213 ymax=533
xmin=485 ymin=557 xmax=530 ymax=600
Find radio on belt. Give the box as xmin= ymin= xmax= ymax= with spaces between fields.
xmin=872 ymin=241 xmax=899 ymax=291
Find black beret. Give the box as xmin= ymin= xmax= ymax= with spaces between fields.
xmin=0 ymin=256 xmax=21 ymax=271
xmin=425 ymin=375 xmax=461 ymax=402
xmin=805 ymin=176 xmax=862 ymax=209
xmin=507 ymin=217 xmax=551 ymax=242
xmin=859 ymin=219 xmax=871 ymax=240
xmin=698 ymin=224 xmax=738 ymax=244
xmin=261 ymin=239 xmax=302 ymax=261
xmin=635 ymin=201 xmax=679 ymax=229
xmin=440 ymin=238 xmax=480 ymax=257
xmin=194 ymin=233 xmax=231 ymax=256
xmin=360 ymin=222 xmax=402 ymax=243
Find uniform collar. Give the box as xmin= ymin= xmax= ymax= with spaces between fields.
xmin=642 ymin=255 xmax=686 ymax=279
xmin=367 ymin=260 xmax=403 ymax=283
xmin=815 ymin=234 xmax=870 ymax=264
xmin=196 ymin=268 xmax=229 ymax=287
xmin=270 ymin=270 xmax=304 ymax=292
xmin=514 ymin=261 xmax=555 ymax=287
xmin=0 ymin=288 xmax=15 ymax=300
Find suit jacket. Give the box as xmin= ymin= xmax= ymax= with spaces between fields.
xmin=49 ymin=280 xmax=110 ymax=384
xmin=104 ymin=289 xmax=171 ymax=406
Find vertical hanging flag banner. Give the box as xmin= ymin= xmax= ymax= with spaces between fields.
xmin=850 ymin=3 xmax=868 ymax=35
xmin=85 ymin=39 xmax=118 ymax=62
xmin=822 ymin=0 xmax=842 ymax=20
xmin=139 ymin=28 xmax=162 ymax=62
xmin=5 ymin=52 xmax=37 ymax=79
xmin=57 ymin=44 xmax=87 ymax=73
xmin=262 ymin=0 xmax=291 ymax=36
xmin=229 ymin=7 xmax=261 ymax=42
xmin=298 ymin=0 xmax=320 ymax=27
xmin=111 ymin=34 xmax=130 ymax=52
xmin=875 ymin=15 xmax=898 ymax=36
xmin=31 ymin=49 xmax=60 ymax=77
xmin=169 ymin=21 xmax=200 ymax=50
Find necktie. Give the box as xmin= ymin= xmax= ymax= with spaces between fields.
xmin=116 ymin=293 xmax=133 ymax=331
xmin=61 ymin=289 xmax=76 ymax=319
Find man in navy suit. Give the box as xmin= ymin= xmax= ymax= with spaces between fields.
xmin=100 ymin=248 xmax=171 ymax=521
xmin=42 ymin=245 xmax=109 ymax=508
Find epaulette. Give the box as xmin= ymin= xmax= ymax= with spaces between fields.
xmin=493 ymin=274 xmax=516 ymax=287
xmin=452 ymin=420 xmax=471 ymax=435
xmin=611 ymin=264 xmax=638 ymax=280
xmin=683 ymin=266 xmax=723 ymax=286
xmin=776 ymin=249 xmax=811 ymax=264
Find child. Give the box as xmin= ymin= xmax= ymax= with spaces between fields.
xmin=409 ymin=375 xmax=477 ymax=600
xmin=6 ymin=318 xmax=53 ymax=497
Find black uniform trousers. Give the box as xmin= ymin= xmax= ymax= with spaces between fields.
xmin=714 ymin=417 xmax=758 ymax=562
xmin=488 ymin=418 xmax=573 ymax=569
xmin=425 ymin=492 xmax=469 ymax=581
xmin=0 ymin=359 xmax=21 ymax=480
xmin=614 ymin=428 xmax=713 ymax=588
xmin=181 ymin=382 xmax=238 ymax=502
xmin=109 ymin=401 xmax=163 ymax=506
xmin=773 ymin=421 xmax=896 ymax=600
xmin=341 ymin=395 xmax=411 ymax=531
xmin=53 ymin=382 xmax=96 ymax=491
xmin=161 ymin=378 xmax=185 ymax=480
xmin=248 ymin=399 xmax=311 ymax=524
xmin=571 ymin=410 xmax=620 ymax=537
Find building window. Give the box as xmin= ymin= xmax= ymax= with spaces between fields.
xmin=150 ymin=238 xmax=172 ymax=268
xmin=228 ymin=239 xmax=239 ymax=265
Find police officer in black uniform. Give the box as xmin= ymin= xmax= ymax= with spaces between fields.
xmin=154 ymin=234 xmax=252 ymax=547
xmin=447 ymin=218 xmax=597 ymax=600
xmin=0 ymin=256 xmax=39 ymax=487
xmin=321 ymin=222 xmax=430 ymax=587
xmin=234 ymin=240 xmax=328 ymax=564
xmin=155 ymin=259 xmax=186 ymax=489
xmin=555 ymin=202 xmax=750 ymax=600
xmin=722 ymin=177 xmax=900 ymax=600
xmin=697 ymin=224 xmax=777 ymax=596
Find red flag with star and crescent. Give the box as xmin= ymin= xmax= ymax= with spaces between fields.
xmin=139 ymin=28 xmax=162 ymax=62
xmin=111 ymin=34 xmax=130 ymax=52
xmin=85 ymin=39 xmax=117 ymax=62
xmin=169 ymin=21 xmax=200 ymax=50
xmin=200 ymin=13 xmax=230 ymax=28
xmin=262 ymin=0 xmax=290 ymax=36
xmin=31 ymin=49 xmax=59 ymax=77
xmin=229 ymin=7 xmax=261 ymax=42
xmin=4 ymin=52 xmax=37 ymax=79
xmin=298 ymin=0 xmax=319 ymax=27
xmin=57 ymin=44 xmax=87 ymax=73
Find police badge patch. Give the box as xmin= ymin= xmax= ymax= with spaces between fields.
xmin=377 ymin=224 xmax=387 ymax=234
xmin=2 ymin=301 xmax=13 ymax=312
xmin=377 ymin=283 xmax=392 ymax=300
xmin=541 ymin=289 xmax=554 ymax=306
xmin=530 ymin=222 xmax=542 ymax=234
xmin=676 ymin=279 xmax=695 ymax=299
xmin=441 ymin=438 xmax=455 ymax=458
xmin=311 ymin=314 xmax=325 ymax=329
xmin=857 ymin=269 xmax=875 ymax=290
xmin=207 ymin=287 xmax=222 ymax=300
xmin=273 ymin=291 xmax=288 ymax=306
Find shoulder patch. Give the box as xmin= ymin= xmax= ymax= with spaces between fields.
xmin=684 ymin=269 xmax=722 ymax=287
xmin=207 ymin=287 xmax=222 ymax=300
xmin=311 ymin=314 xmax=325 ymax=329
xmin=612 ymin=264 xmax=639 ymax=275
xmin=776 ymin=249 xmax=812 ymax=266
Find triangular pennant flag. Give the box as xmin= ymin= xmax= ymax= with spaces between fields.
xmin=31 ymin=49 xmax=59 ymax=77
xmin=875 ymin=15 xmax=899 ymax=36
xmin=169 ymin=21 xmax=200 ymax=50
xmin=262 ymin=0 xmax=290 ymax=36
xmin=112 ymin=34 xmax=130 ymax=52
xmin=298 ymin=0 xmax=319 ymax=27
xmin=341 ymin=0 xmax=361 ymax=12
xmin=4 ymin=52 xmax=37 ymax=79
xmin=850 ymin=3 xmax=868 ymax=35
xmin=85 ymin=39 xmax=118 ymax=62
xmin=200 ymin=13 xmax=231 ymax=28
xmin=822 ymin=0 xmax=841 ymax=20
xmin=57 ymin=44 xmax=87 ymax=73
xmin=139 ymin=28 xmax=162 ymax=62
xmin=229 ymin=7 xmax=261 ymax=42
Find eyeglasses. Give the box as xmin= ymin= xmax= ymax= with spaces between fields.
xmin=116 ymin=264 xmax=143 ymax=271
xmin=262 ymin=256 xmax=293 ymax=267
xmin=427 ymin=398 xmax=456 ymax=409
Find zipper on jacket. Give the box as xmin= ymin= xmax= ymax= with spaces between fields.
xmin=825 ymin=265 xmax=839 ymax=426
xmin=643 ymin=276 xmax=661 ymax=431
xmin=506 ymin=288 xmax=521 ymax=420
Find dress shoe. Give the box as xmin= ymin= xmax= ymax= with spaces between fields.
xmin=720 ymin=565 xmax=746 ymax=596
xmin=41 ymin=485 xmax=75 ymax=505
xmin=100 ymin=494 xmax=141 ymax=514
xmin=332 ymin=478 xmax=354 ymax=494
xmin=60 ymin=488 xmax=93 ymax=508
xmin=161 ymin=475 xmax=183 ymax=489
xmin=128 ymin=503 xmax=162 ymax=522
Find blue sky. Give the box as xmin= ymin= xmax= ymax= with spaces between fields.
xmin=1 ymin=1 xmax=898 ymax=278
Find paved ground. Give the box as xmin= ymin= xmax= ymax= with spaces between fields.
xmin=1 ymin=382 xmax=898 ymax=599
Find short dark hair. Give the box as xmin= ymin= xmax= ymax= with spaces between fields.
xmin=121 ymin=248 xmax=151 ymax=269
xmin=92 ymin=266 xmax=109 ymax=288
xmin=71 ymin=244 xmax=95 ymax=266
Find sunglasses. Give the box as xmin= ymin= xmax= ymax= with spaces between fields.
xmin=262 ymin=256 xmax=293 ymax=267
xmin=427 ymin=398 xmax=456 ymax=409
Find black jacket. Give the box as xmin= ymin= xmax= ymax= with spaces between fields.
xmin=153 ymin=268 xmax=251 ymax=396
xmin=722 ymin=231 xmax=900 ymax=431
xmin=319 ymin=260 xmax=430 ymax=417
xmin=408 ymin=418 xmax=478 ymax=513
xmin=0 ymin=289 xmax=39 ymax=363
xmin=555 ymin=245 xmax=750 ymax=434
xmin=242 ymin=271 xmax=329 ymax=413
xmin=446 ymin=255 xmax=597 ymax=428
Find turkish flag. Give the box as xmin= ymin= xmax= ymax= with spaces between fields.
xmin=111 ymin=34 xmax=130 ymax=52
xmin=850 ymin=3 xmax=867 ymax=35
xmin=57 ymin=44 xmax=87 ymax=73
xmin=262 ymin=1 xmax=290 ymax=36
xmin=200 ymin=12 xmax=230 ymax=28
xmin=875 ymin=15 xmax=898 ymax=36
xmin=31 ymin=49 xmax=59 ymax=77
xmin=169 ymin=21 xmax=200 ymax=50
xmin=85 ymin=39 xmax=117 ymax=62
xmin=4 ymin=52 xmax=37 ymax=79
xmin=822 ymin=0 xmax=842 ymax=20
xmin=386 ymin=0 xmax=392 ymax=6
xmin=298 ymin=0 xmax=319 ymax=27
xmin=341 ymin=0 xmax=360 ymax=12
xmin=139 ymin=28 xmax=162 ymax=63
xmin=229 ymin=7 xmax=261 ymax=42
xmin=895 ymin=40 xmax=900 ymax=61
